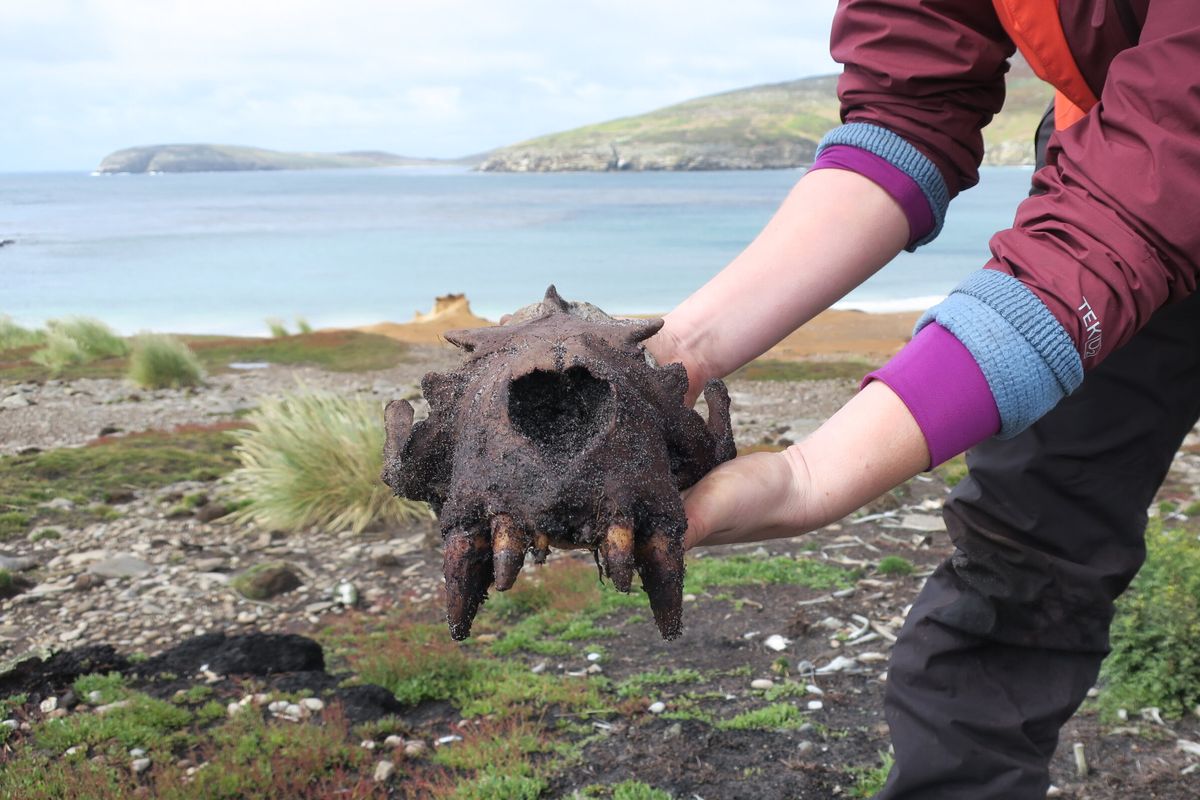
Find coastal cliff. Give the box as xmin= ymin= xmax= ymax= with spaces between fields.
xmin=95 ymin=144 xmax=443 ymax=174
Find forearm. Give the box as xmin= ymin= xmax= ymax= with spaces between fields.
xmin=688 ymin=381 xmax=928 ymax=548
xmin=659 ymin=168 xmax=909 ymax=389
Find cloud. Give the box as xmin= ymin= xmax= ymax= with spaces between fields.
xmin=0 ymin=0 xmax=838 ymax=170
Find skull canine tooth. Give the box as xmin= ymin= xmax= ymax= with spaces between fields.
xmin=443 ymin=528 xmax=493 ymax=640
xmin=490 ymin=515 xmax=528 ymax=591
xmin=635 ymin=531 xmax=686 ymax=640
xmin=599 ymin=524 xmax=636 ymax=593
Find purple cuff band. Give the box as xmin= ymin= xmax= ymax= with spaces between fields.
xmin=809 ymin=145 xmax=934 ymax=250
xmin=862 ymin=323 xmax=1001 ymax=468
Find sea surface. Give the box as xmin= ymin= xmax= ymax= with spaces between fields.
xmin=0 ymin=166 xmax=1033 ymax=335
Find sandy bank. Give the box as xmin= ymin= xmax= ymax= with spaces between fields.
xmin=360 ymin=294 xmax=917 ymax=362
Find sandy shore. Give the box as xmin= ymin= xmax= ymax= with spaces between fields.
xmin=359 ymin=293 xmax=918 ymax=363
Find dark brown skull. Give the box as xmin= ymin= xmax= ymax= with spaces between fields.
xmin=381 ymin=286 xmax=736 ymax=640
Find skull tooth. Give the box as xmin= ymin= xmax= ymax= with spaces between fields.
xmin=491 ymin=514 xmax=528 ymax=591
xmin=442 ymin=528 xmax=493 ymax=640
xmin=531 ymin=531 xmax=551 ymax=564
xmin=599 ymin=523 xmax=636 ymax=593
xmin=635 ymin=530 xmax=685 ymax=640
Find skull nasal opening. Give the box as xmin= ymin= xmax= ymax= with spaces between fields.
xmin=508 ymin=366 xmax=613 ymax=456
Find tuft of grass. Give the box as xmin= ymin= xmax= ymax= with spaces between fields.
xmin=608 ymin=781 xmax=674 ymax=800
xmin=683 ymin=554 xmax=852 ymax=594
xmin=1101 ymin=523 xmax=1200 ymax=718
xmin=128 ymin=334 xmax=205 ymax=389
xmin=730 ymin=359 xmax=874 ymax=382
xmin=73 ymin=672 xmax=129 ymax=705
xmin=876 ymin=555 xmax=915 ymax=577
xmin=29 ymin=527 xmax=62 ymax=542
xmin=717 ymin=702 xmax=809 ymax=731
xmin=265 ymin=318 xmax=289 ymax=338
xmin=230 ymin=390 xmax=430 ymax=533
xmin=0 ymin=512 xmax=32 ymax=541
xmin=0 ymin=316 xmax=43 ymax=350
xmin=31 ymin=317 xmax=128 ymax=372
xmin=849 ymin=751 xmax=895 ymax=798
xmin=296 ymin=317 xmax=314 ymax=335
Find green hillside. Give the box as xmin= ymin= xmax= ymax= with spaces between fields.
xmin=481 ymin=59 xmax=1052 ymax=171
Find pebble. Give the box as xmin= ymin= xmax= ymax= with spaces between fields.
xmin=88 ymin=554 xmax=152 ymax=579
xmin=404 ymin=740 xmax=427 ymax=757
xmin=797 ymin=741 xmax=815 ymax=755
xmin=1046 ymin=786 xmax=1063 ymax=797
xmin=648 ymin=702 xmax=666 ymax=714
xmin=39 ymin=697 xmax=58 ymax=714
xmin=227 ymin=703 xmax=244 ymax=717
xmin=1 ymin=720 xmax=17 ymax=730
xmin=384 ymin=735 xmax=404 ymax=748
xmin=131 ymin=757 xmax=151 ymax=775
xmin=129 ymin=748 xmax=146 ymax=758
xmin=361 ymin=740 xmax=377 ymax=750
xmin=750 ymin=679 xmax=775 ymax=690
xmin=586 ymin=652 xmax=601 ymax=662
xmin=806 ymin=700 xmax=824 ymax=711
xmin=764 ymin=634 xmax=790 ymax=652
xmin=1 ymin=394 xmax=33 ymax=409
xmin=300 ymin=698 xmax=324 ymax=712
xmin=0 ymin=556 xmax=39 ymax=572
xmin=373 ymin=760 xmax=396 ymax=782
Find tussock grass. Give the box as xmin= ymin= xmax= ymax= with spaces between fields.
xmin=296 ymin=317 xmax=313 ymax=334
xmin=1101 ymin=522 xmax=1200 ymax=718
xmin=0 ymin=315 xmax=43 ymax=351
xmin=230 ymin=390 xmax=430 ymax=533
xmin=128 ymin=334 xmax=205 ymax=389
xmin=265 ymin=317 xmax=289 ymax=338
xmin=32 ymin=317 xmax=128 ymax=372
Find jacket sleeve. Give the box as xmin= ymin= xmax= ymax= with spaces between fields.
xmin=828 ymin=0 xmax=1200 ymax=438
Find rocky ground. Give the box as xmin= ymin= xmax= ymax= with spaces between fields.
xmin=2 ymin=343 xmax=1199 ymax=798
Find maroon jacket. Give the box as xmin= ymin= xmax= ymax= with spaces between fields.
xmin=832 ymin=0 xmax=1195 ymax=367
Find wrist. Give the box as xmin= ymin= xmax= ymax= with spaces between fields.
xmin=650 ymin=317 xmax=714 ymax=401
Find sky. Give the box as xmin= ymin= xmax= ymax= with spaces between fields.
xmin=0 ymin=1 xmax=839 ymax=172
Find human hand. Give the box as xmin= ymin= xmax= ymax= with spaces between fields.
xmin=682 ymin=381 xmax=930 ymax=550
xmin=681 ymin=446 xmax=827 ymax=549
xmin=644 ymin=323 xmax=712 ymax=407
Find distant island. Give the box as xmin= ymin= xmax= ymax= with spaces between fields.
xmin=98 ymin=59 xmax=1051 ymax=174
xmin=481 ymin=57 xmax=1051 ymax=172
xmin=95 ymin=144 xmax=459 ymax=174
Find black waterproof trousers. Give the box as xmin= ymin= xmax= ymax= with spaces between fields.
xmin=876 ymin=109 xmax=1200 ymax=798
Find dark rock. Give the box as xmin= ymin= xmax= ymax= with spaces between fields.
xmin=334 ymin=684 xmax=408 ymax=723
xmin=0 ymin=240 xmax=14 ymax=248
xmin=195 ymin=503 xmax=232 ymax=523
xmin=136 ymin=633 xmax=324 ymax=677
xmin=231 ymin=563 xmax=302 ymax=600
xmin=0 ymin=645 xmax=130 ymax=698
xmin=97 ymin=425 xmax=122 ymax=437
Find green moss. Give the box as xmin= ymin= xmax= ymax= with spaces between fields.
xmin=729 ymin=359 xmax=875 ymax=382
xmin=717 ymin=702 xmax=809 ymax=731
xmin=849 ymin=751 xmax=895 ymax=798
xmin=876 ymin=556 xmax=915 ymax=577
xmin=683 ymin=554 xmax=852 ymax=593
xmin=72 ymin=672 xmax=129 ymax=705
xmin=28 ymin=527 xmax=61 ymax=542
xmin=0 ymin=430 xmax=239 ymax=537
xmin=610 ymin=781 xmax=674 ymax=800
xmin=449 ymin=771 xmax=547 ymax=800
xmin=34 ymin=692 xmax=192 ymax=753
xmin=616 ymin=669 xmax=703 ymax=699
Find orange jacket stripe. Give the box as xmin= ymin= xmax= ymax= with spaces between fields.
xmin=992 ymin=0 xmax=1099 ymax=129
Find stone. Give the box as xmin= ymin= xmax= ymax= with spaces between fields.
xmin=373 ymin=760 xmax=396 ymax=782
xmin=301 ymin=698 xmax=324 ymax=712
xmin=74 ymin=573 xmax=107 ymax=592
xmin=231 ymin=564 xmax=302 ymax=600
xmin=764 ymin=634 xmax=790 ymax=652
xmin=806 ymin=700 xmax=823 ymax=711
xmin=384 ymin=735 xmax=404 ymax=748
xmin=0 ymin=556 xmax=38 ymax=572
xmin=131 ymin=757 xmax=151 ymax=775
xmin=1 ymin=394 xmax=32 ymax=409
xmin=39 ymin=696 xmax=58 ymax=714
xmin=797 ymin=741 xmax=815 ymax=755
xmin=192 ymin=557 xmax=227 ymax=573
xmin=194 ymin=504 xmax=232 ymax=523
xmin=41 ymin=497 xmax=75 ymax=511
xmin=648 ymin=701 xmax=666 ymax=714
xmin=750 ymin=679 xmax=775 ymax=690
xmin=88 ymin=554 xmax=152 ymax=579
xmin=404 ymin=740 xmax=427 ymax=757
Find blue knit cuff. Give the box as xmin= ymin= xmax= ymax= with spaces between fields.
xmin=916 ymin=270 xmax=1084 ymax=438
xmin=816 ymin=122 xmax=949 ymax=250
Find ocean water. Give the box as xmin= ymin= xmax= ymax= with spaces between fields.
xmin=0 ymin=166 xmax=1032 ymax=335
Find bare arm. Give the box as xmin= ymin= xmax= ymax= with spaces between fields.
xmin=682 ymin=380 xmax=928 ymax=548
xmin=651 ymin=167 xmax=910 ymax=401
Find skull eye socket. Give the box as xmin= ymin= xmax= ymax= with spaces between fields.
xmin=508 ymin=366 xmax=613 ymax=455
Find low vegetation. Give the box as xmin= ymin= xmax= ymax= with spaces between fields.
xmin=1101 ymin=522 xmax=1200 ymax=718
xmin=230 ymin=390 xmax=430 ymax=533
xmin=127 ymin=334 xmax=205 ymax=389
xmin=0 ymin=427 xmax=241 ymax=539
xmin=30 ymin=317 xmax=128 ymax=373
xmin=0 ymin=316 xmax=43 ymax=350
